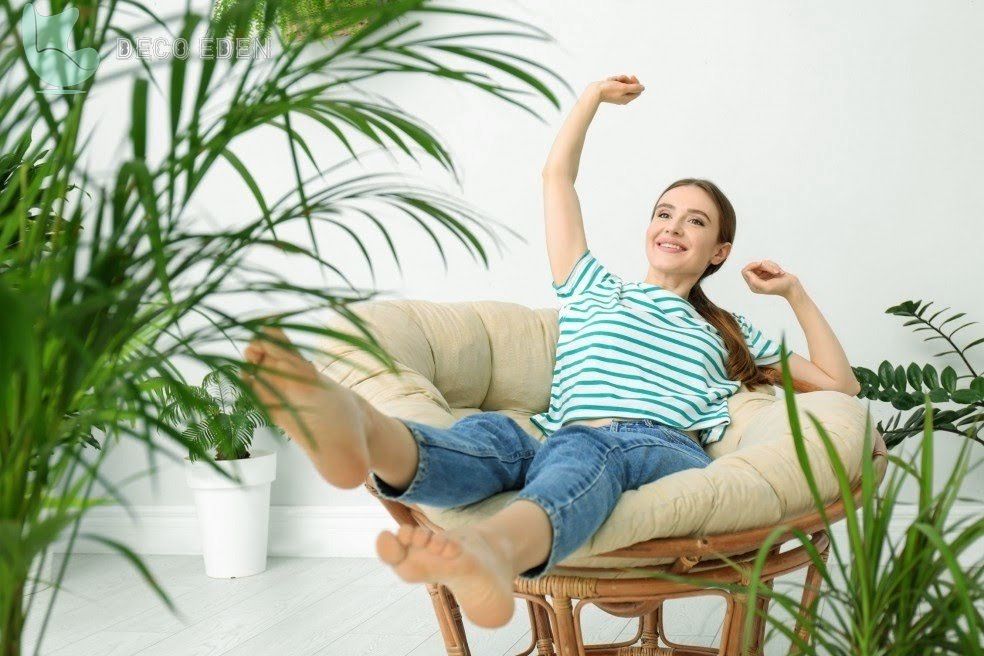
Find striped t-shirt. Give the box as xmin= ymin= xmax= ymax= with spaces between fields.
xmin=530 ymin=249 xmax=792 ymax=447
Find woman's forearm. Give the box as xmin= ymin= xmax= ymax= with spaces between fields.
xmin=784 ymin=283 xmax=861 ymax=394
xmin=542 ymin=83 xmax=602 ymax=182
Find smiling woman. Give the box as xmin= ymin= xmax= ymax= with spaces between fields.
xmin=529 ymin=246 xmax=796 ymax=447
xmin=541 ymin=75 xmax=861 ymax=414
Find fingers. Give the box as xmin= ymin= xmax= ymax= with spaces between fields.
xmin=606 ymin=74 xmax=644 ymax=89
xmin=744 ymin=260 xmax=784 ymax=276
xmin=762 ymin=259 xmax=784 ymax=275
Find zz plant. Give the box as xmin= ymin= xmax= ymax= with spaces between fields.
xmin=852 ymin=300 xmax=983 ymax=448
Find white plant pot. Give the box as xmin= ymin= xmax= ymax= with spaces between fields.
xmin=185 ymin=450 xmax=277 ymax=579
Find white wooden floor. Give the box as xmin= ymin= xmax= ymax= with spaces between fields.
xmin=22 ymin=555 xmax=799 ymax=656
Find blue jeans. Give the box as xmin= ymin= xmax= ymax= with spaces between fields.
xmin=368 ymin=411 xmax=713 ymax=579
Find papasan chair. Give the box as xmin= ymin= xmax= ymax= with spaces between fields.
xmin=317 ymin=299 xmax=887 ymax=656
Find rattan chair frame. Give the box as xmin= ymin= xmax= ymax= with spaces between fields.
xmin=362 ymin=377 xmax=887 ymax=656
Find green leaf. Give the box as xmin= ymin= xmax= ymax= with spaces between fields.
xmin=941 ymin=366 xmax=958 ymax=393
xmin=169 ymin=14 xmax=203 ymax=139
xmin=964 ymin=336 xmax=984 ymax=353
xmin=894 ymin=365 xmax=908 ymax=392
xmin=878 ymin=361 xmax=894 ymax=389
xmin=950 ymin=389 xmax=981 ymax=404
xmin=81 ymin=534 xmax=176 ymax=612
xmin=219 ymin=148 xmax=273 ymax=232
xmin=906 ymin=363 xmax=923 ymax=391
xmin=131 ymin=78 xmax=149 ymax=160
xmin=939 ymin=311 xmax=966 ymax=327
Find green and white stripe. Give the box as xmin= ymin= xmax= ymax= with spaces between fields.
xmin=531 ymin=249 xmax=791 ymax=446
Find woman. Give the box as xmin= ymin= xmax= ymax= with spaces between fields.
xmin=243 ymin=74 xmax=861 ymax=630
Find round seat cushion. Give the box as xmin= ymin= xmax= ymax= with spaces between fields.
xmin=319 ymin=299 xmax=879 ymax=574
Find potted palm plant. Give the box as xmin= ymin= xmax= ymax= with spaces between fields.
xmin=159 ymin=367 xmax=285 ymax=578
xmin=0 ymin=0 xmax=564 ymax=652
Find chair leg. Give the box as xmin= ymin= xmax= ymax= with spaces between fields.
xmin=788 ymin=547 xmax=828 ymax=656
xmin=531 ymin=601 xmax=558 ymax=656
xmin=551 ymin=596 xmax=583 ymax=656
xmin=750 ymin=579 xmax=774 ymax=654
xmin=427 ymin=583 xmax=471 ymax=656
xmin=639 ymin=607 xmax=661 ymax=649
xmin=720 ymin=592 xmax=757 ymax=656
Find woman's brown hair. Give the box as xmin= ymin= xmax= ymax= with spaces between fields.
xmin=650 ymin=178 xmax=777 ymax=390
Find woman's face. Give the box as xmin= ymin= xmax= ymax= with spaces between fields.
xmin=645 ymin=185 xmax=730 ymax=275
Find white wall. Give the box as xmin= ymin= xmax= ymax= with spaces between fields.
xmin=86 ymin=0 xmax=982 ymax=542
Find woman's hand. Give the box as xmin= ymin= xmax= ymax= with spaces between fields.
xmin=741 ymin=260 xmax=802 ymax=299
xmin=590 ymin=74 xmax=645 ymax=105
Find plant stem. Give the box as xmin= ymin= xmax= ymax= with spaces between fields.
xmin=918 ymin=313 xmax=978 ymax=378
xmin=2 ymin=579 xmax=24 ymax=656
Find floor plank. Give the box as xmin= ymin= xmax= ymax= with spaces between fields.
xmin=106 ymin=557 xmax=322 ymax=636
xmin=45 ymin=631 xmax=170 ymax=656
xmin=406 ymin=598 xmax=532 ymax=656
xmin=134 ymin=558 xmax=381 ymax=656
xmin=24 ymin=555 xmax=215 ymax=654
xmin=314 ymin=632 xmax=432 ymax=656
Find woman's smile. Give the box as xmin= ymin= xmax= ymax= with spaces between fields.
xmin=656 ymin=242 xmax=688 ymax=254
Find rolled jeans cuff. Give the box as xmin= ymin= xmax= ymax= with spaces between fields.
xmin=368 ymin=418 xmax=430 ymax=502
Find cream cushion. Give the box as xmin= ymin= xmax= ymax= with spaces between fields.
xmin=318 ymin=300 xmax=877 ymax=573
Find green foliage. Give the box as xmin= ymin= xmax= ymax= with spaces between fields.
xmin=630 ymin=341 xmax=983 ymax=654
xmin=853 ymin=300 xmax=983 ymax=449
xmin=0 ymin=0 xmax=567 ymax=652
xmin=157 ymin=367 xmax=284 ymax=461
xmin=0 ymin=135 xmax=66 ymax=261
xmin=212 ymin=0 xmax=393 ymax=41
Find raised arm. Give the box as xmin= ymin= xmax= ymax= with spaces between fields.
xmin=542 ymin=74 xmax=645 ymax=285
xmin=741 ymin=260 xmax=862 ymax=396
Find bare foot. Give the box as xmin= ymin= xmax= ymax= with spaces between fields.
xmin=375 ymin=525 xmax=517 ymax=628
xmin=244 ymin=327 xmax=372 ymax=489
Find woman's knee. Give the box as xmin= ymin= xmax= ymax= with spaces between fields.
xmin=451 ymin=411 xmax=541 ymax=459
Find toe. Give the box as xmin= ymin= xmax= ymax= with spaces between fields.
xmin=375 ymin=530 xmax=406 ymax=566
xmin=261 ymin=326 xmax=314 ymax=368
xmin=244 ymin=343 xmax=266 ymax=364
xmin=426 ymin=533 xmax=447 ymax=554
xmin=260 ymin=326 xmax=290 ymax=348
xmin=410 ymin=527 xmax=432 ymax=548
xmin=441 ymin=539 xmax=461 ymax=558
xmin=397 ymin=525 xmax=416 ymax=546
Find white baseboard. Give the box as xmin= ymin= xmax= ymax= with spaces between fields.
xmin=53 ymin=504 xmax=982 ymax=559
xmin=53 ymin=505 xmax=398 ymax=557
